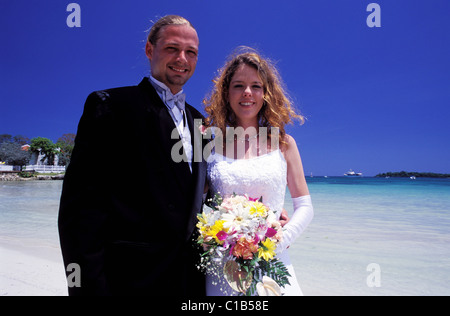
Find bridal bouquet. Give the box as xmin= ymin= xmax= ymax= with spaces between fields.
xmin=196 ymin=193 xmax=291 ymax=296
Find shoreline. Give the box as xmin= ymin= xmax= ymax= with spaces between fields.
xmin=0 ymin=173 xmax=64 ymax=181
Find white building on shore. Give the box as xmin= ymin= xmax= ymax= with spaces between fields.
xmin=24 ymin=147 xmax=66 ymax=173
xmin=1 ymin=145 xmax=66 ymax=174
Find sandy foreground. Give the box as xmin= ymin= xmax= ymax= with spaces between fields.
xmin=1 ymin=238 xmax=320 ymax=297
xmin=0 ymin=239 xmax=68 ymax=296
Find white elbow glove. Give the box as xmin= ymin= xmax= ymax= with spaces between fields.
xmin=276 ymin=195 xmax=314 ymax=254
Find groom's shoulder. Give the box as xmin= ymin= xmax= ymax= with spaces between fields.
xmin=87 ymin=77 xmax=152 ymax=101
xmin=87 ymin=83 xmax=142 ymax=102
xmin=82 ymin=80 xmax=147 ymax=119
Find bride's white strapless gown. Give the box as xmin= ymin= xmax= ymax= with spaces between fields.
xmin=206 ymin=149 xmax=304 ymax=296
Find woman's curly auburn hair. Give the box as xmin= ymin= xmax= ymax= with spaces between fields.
xmin=203 ymin=47 xmax=304 ymax=148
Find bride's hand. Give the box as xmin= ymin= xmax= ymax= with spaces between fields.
xmin=280 ymin=209 xmax=290 ymax=227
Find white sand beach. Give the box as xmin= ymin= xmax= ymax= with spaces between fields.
xmin=0 ymin=239 xmax=67 ymax=296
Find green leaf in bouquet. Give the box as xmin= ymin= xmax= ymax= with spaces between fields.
xmin=253 ymin=258 xmax=291 ymax=290
xmin=206 ymin=192 xmax=223 ymax=209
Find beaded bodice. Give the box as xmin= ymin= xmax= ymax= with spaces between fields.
xmin=207 ymin=149 xmax=287 ymax=217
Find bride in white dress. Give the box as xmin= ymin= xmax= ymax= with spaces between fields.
xmin=203 ymin=47 xmax=314 ymax=296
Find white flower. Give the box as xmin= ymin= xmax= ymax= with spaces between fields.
xmin=266 ymin=211 xmax=278 ymax=225
xmin=256 ymin=276 xmax=282 ymax=296
xmin=221 ymin=204 xmax=252 ymax=232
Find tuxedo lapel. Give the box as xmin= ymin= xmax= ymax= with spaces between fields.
xmin=138 ymin=79 xmax=192 ymax=193
xmin=138 ymin=78 xmax=206 ymax=241
xmin=185 ymin=106 xmax=202 ymax=174
xmin=184 ymin=106 xmax=207 ymax=241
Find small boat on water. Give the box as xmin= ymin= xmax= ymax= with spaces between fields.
xmin=344 ymin=169 xmax=362 ymax=177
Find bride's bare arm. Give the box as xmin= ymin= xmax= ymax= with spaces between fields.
xmin=283 ymin=135 xmax=310 ymax=198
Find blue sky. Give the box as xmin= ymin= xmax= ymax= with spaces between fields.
xmin=1 ymin=0 xmax=449 ymax=176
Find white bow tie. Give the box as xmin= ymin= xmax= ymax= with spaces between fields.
xmin=165 ymin=92 xmax=186 ymax=112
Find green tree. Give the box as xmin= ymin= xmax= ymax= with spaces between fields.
xmin=0 ymin=134 xmax=29 ymax=145
xmin=56 ymin=133 xmax=76 ymax=166
xmin=30 ymin=137 xmax=58 ymax=165
xmin=12 ymin=135 xmax=30 ymax=145
xmin=0 ymin=142 xmax=31 ymax=167
xmin=0 ymin=134 xmax=13 ymax=144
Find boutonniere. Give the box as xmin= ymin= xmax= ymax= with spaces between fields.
xmin=199 ymin=124 xmax=207 ymax=135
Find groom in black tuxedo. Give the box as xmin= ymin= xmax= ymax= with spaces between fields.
xmin=58 ymin=15 xmax=206 ymax=296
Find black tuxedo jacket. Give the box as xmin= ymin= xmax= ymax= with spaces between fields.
xmin=58 ymin=78 xmax=207 ymax=296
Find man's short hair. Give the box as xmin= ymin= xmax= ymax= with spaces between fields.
xmin=147 ymin=15 xmax=195 ymax=46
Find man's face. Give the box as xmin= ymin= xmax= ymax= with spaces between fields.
xmin=145 ymin=24 xmax=199 ymax=94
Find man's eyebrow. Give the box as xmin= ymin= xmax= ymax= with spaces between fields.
xmin=164 ymin=42 xmax=198 ymax=50
xmin=163 ymin=42 xmax=180 ymax=47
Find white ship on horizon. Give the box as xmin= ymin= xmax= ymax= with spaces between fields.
xmin=344 ymin=169 xmax=362 ymax=177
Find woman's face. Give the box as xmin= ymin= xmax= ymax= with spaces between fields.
xmin=228 ymin=64 xmax=264 ymax=126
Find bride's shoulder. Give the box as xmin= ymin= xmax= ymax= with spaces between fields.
xmin=281 ymin=134 xmax=298 ymax=153
xmin=280 ymin=134 xmax=303 ymax=163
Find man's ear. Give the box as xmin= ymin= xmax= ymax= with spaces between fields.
xmin=145 ymin=41 xmax=153 ymax=60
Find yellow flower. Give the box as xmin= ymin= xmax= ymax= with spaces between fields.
xmin=198 ymin=218 xmax=228 ymax=245
xmin=249 ymin=202 xmax=268 ymax=217
xmin=257 ymin=238 xmax=276 ymax=261
xmin=196 ymin=212 xmax=208 ymax=227
xmin=210 ymin=220 xmax=227 ymax=243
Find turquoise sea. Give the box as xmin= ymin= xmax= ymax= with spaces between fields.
xmin=1 ymin=177 xmax=449 ymax=296
xmin=291 ymin=176 xmax=450 ymax=296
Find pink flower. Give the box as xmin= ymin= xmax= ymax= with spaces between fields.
xmin=199 ymin=125 xmax=207 ymax=135
xmin=216 ymin=231 xmax=228 ymax=241
xmin=220 ymin=199 xmax=234 ymax=211
xmin=265 ymin=227 xmax=277 ymax=238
